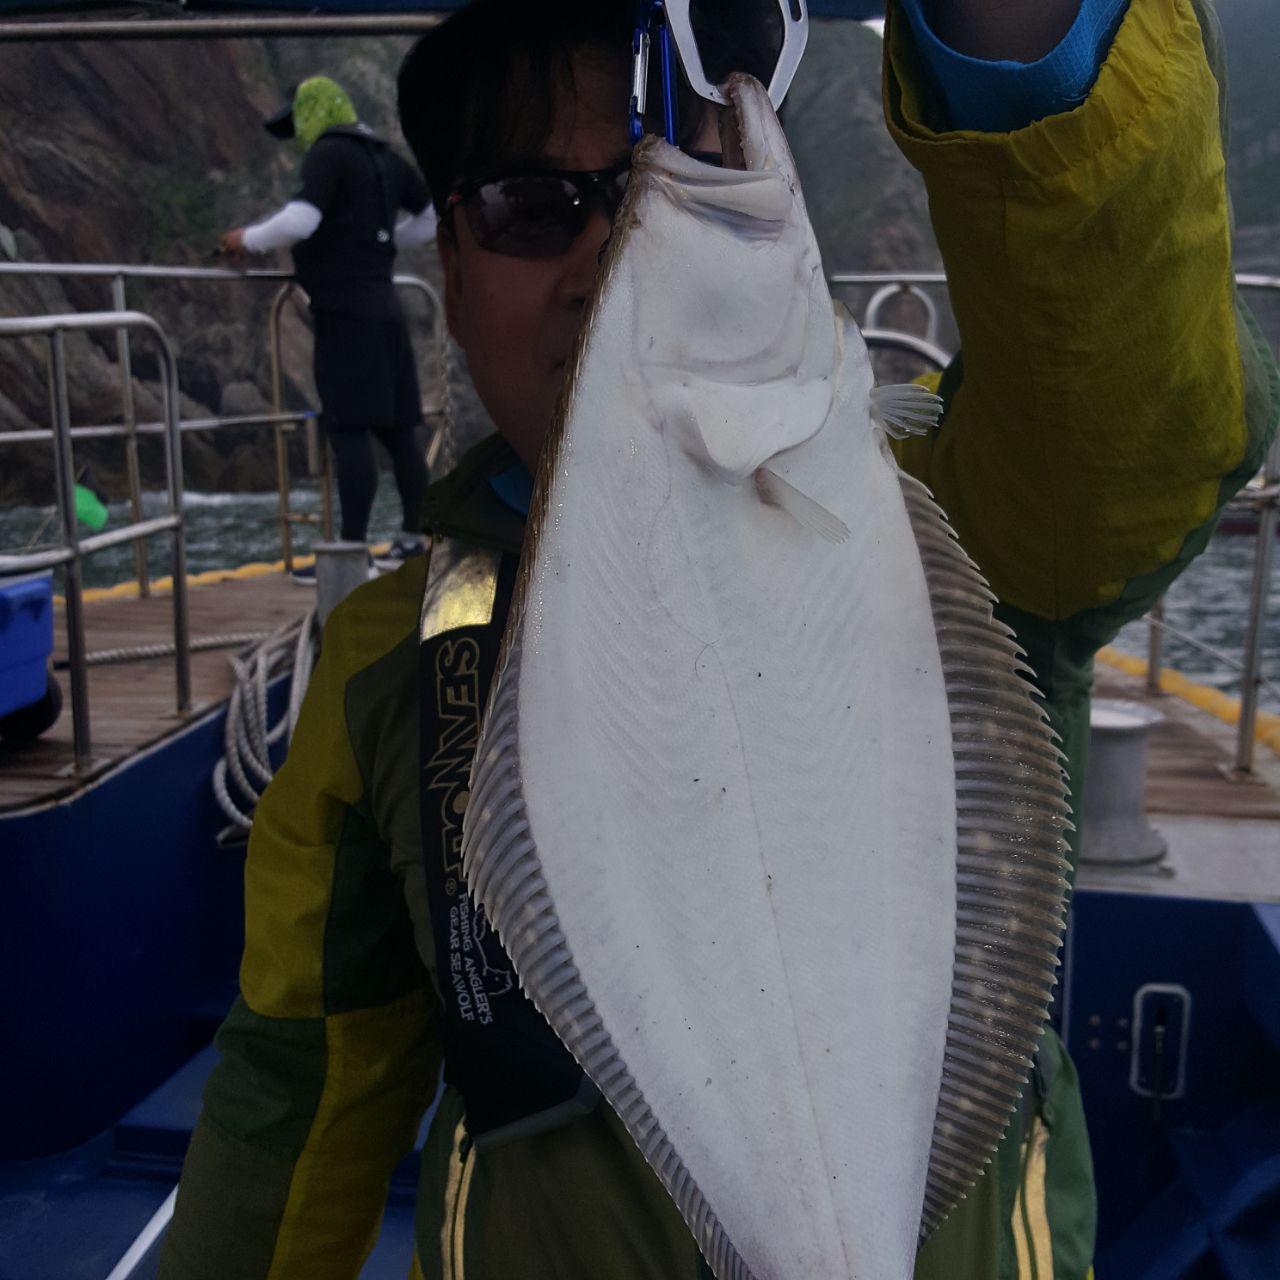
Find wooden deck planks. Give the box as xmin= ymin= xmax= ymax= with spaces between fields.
xmin=0 ymin=571 xmax=314 ymax=813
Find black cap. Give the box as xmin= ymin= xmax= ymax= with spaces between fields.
xmin=263 ymin=87 xmax=297 ymax=140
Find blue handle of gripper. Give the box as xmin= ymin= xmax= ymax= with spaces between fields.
xmin=630 ymin=21 xmax=646 ymax=145
xmin=658 ymin=16 xmax=678 ymax=145
xmin=630 ymin=1 xmax=679 ymax=147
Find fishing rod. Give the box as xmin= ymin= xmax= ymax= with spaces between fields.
xmin=631 ymin=0 xmax=811 ymax=145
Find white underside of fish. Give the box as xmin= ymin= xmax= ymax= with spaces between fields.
xmin=464 ymin=76 xmax=1069 ymax=1280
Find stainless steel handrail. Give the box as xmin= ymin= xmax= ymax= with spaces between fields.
xmin=111 ymin=274 xmax=147 ymax=594
xmin=0 ymin=310 xmax=190 ymax=770
xmin=0 ymin=13 xmax=445 ymax=44
xmin=862 ymin=328 xmax=950 ymax=370
xmin=0 ymin=262 xmax=293 ymax=284
xmin=1142 ymin=608 xmax=1280 ymax=702
xmin=267 ymin=283 xmax=304 ymax=568
xmin=1235 ymin=433 xmax=1279 ymax=774
xmin=1231 ymin=259 xmax=1280 ymax=776
xmin=0 ymin=409 xmax=313 ymax=445
xmin=863 ymin=284 xmax=941 ymax=346
xmin=1 ymin=260 xmax=446 ymax=579
xmin=0 ymin=517 xmax=180 ymax=573
xmin=2 ymin=261 xmax=302 ymax=592
xmin=829 ymin=272 xmax=949 ymax=287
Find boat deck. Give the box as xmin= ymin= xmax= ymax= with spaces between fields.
xmin=0 ymin=568 xmax=314 ymax=814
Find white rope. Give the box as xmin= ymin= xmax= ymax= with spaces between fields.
xmin=212 ymin=612 xmax=316 ymax=832
xmin=287 ymin=604 xmax=315 ymax=736
xmin=55 ymin=633 xmax=272 ymax=668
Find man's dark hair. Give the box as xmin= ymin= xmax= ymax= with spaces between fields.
xmin=398 ymin=0 xmax=786 ymax=217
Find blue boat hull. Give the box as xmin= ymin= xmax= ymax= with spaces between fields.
xmin=0 ymin=689 xmax=285 ymax=1160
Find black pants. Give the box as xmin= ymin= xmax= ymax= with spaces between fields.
xmin=313 ymin=310 xmax=429 ymax=542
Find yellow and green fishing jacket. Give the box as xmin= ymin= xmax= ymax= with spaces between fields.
xmin=160 ymin=1 xmax=1277 ymax=1277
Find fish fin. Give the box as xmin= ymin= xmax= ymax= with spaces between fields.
xmin=871 ymin=383 xmax=944 ymax=439
xmin=754 ymin=467 xmax=849 ymax=544
xmin=897 ymin=467 xmax=1072 ymax=1239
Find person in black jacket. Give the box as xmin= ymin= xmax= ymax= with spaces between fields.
xmin=220 ymin=75 xmax=437 ymax=570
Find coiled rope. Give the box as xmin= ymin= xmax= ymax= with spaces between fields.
xmin=54 ymin=633 xmax=272 ymax=669
xmin=212 ymin=613 xmax=317 ymax=831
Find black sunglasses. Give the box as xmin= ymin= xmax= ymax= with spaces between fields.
xmin=446 ymin=162 xmax=632 ymax=260
xmin=445 ymin=152 xmax=724 ymax=260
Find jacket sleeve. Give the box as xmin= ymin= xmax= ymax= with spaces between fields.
xmin=160 ymin=567 xmax=441 ymax=1280
xmin=884 ymin=0 xmax=1277 ymax=623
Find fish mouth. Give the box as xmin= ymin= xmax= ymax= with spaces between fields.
xmin=719 ymin=73 xmax=784 ymax=175
xmin=717 ymin=79 xmax=751 ymax=173
xmin=630 ymin=74 xmax=769 ymax=179
xmin=627 ymin=75 xmax=797 ymax=235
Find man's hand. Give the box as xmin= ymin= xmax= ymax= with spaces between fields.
xmin=218 ymin=227 xmax=248 ymax=263
xmin=931 ymin=0 xmax=1081 ymax=63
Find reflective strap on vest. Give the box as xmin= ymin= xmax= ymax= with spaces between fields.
xmin=1013 ymin=1115 xmax=1054 ymax=1279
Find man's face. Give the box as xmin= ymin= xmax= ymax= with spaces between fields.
xmin=439 ymin=53 xmax=630 ymax=473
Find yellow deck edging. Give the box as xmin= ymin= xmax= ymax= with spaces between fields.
xmin=1096 ymin=646 xmax=1280 ymax=758
xmin=73 ymin=556 xmax=309 ymax=603
xmin=61 ymin=543 xmax=392 ymax=604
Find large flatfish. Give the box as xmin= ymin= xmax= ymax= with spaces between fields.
xmin=463 ymin=73 xmax=1070 ymax=1279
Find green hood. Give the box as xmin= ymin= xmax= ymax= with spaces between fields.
xmin=292 ymin=76 xmax=357 ymax=150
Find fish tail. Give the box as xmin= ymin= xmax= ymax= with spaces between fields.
xmin=754 ymin=467 xmax=850 ymax=544
xmin=871 ymin=383 xmax=944 ymax=439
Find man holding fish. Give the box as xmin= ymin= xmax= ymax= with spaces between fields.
xmin=161 ymin=2 xmax=1277 ymax=1279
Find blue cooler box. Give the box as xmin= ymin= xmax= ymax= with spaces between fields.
xmin=0 ymin=572 xmax=55 ymax=719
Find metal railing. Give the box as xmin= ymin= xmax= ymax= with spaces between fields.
xmin=0 ymin=260 xmax=446 ymax=580
xmin=862 ymin=328 xmax=950 ymax=371
xmin=834 ymin=269 xmax=1280 ymax=779
xmin=864 ymin=284 xmax=942 ymax=347
xmin=0 ymin=12 xmax=446 ymax=43
xmin=0 ymin=310 xmax=189 ymax=771
xmin=1230 ymin=430 xmax=1279 ymax=775
xmin=832 ymin=272 xmax=953 ymax=372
